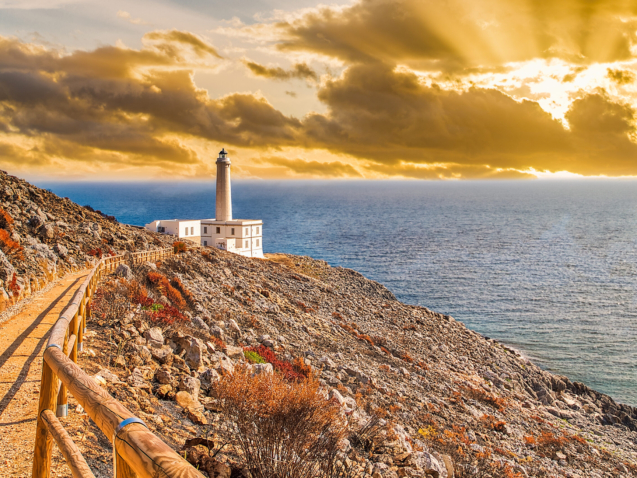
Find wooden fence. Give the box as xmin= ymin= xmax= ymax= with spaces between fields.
xmin=32 ymin=246 xmax=205 ymax=478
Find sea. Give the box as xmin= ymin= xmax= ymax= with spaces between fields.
xmin=38 ymin=179 xmax=637 ymax=406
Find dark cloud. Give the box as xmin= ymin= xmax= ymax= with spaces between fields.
xmin=301 ymin=63 xmax=570 ymax=170
xmin=275 ymin=0 xmax=637 ymax=70
xmin=607 ymin=68 xmax=635 ymax=85
xmin=244 ymin=61 xmax=318 ymax=82
xmin=255 ymin=157 xmax=362 ymax=177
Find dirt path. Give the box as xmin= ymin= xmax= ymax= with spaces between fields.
xmin=0 ymin=271 xmax=89 ymax=478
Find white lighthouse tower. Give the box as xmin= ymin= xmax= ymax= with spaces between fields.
xmin=144 ymin=148 xmax=264 ymax=258
xmin=216 ymin=148 xmax=232 ymax=221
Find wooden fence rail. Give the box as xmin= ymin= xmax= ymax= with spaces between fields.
xmin=31 ymin=246 xmax=205 ymax=478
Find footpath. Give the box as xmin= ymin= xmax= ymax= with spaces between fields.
xmin=0 ymin=271 xmax=88 ymax=478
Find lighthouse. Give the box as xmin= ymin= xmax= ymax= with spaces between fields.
xmin=143 ymin=147 xmax=264 ymax=258
xmin=216 ymin=148 xmax=232 ymax=221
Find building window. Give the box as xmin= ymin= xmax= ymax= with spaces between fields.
xmin=216 ymin=227 xmax=220 ymax=234
xmin=191 ymin=227 xmax=194 ymax=235
xmin=236 ymin=240 xmax=241 ymax=248
xmin=245 ymin=240 xmax=249 ymax=248
xmin=158 ymin=226 xmax=165 ymax=233
xmin=256 ymin=239 xmax=259 ymax=247
xmin=231 ymin=228 xmax=235 ymax=235
xmin=245 ymin=228 xmax=248 ymax=235
xmin=204 ymin=227 xmax=208 ymax=234
xmin=204 ymin=240 xmax=208 ymax=246
xmin=184 ymin=228 xmax=188 ymax=236
xmin=256 ymin=227 xmax=259 ymax=234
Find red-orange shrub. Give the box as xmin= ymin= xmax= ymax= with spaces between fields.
xmin=0 ymin=208 xmax=14 ymax=231
xmin=173 ymin=241 xmax=187 ymax=253
xmin=147 ymin=271 xmax=186 ymax=309
xmin=8 ymin=273 xmax=20 ymax=295
xmin=0 ymin=229 xmax=23 ymax=260
xmin=170 ymin=276 xmax=195 ymax=305
xmin=243 ymin=345 xmax=307 ymax=381
xmin=87 ymin=248 xmax=103 ymax=258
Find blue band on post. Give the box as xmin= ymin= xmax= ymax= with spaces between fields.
xmin=115 ymin=417 xmax=147 ymax=437
xmin=46 ymin=344 xmax=62 ymax=350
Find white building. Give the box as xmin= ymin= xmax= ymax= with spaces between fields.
xmin=144 ymin=148 xmax=264 ymax=258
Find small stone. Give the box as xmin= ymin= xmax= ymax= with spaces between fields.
xmin=186 ymin=407 xmax=208 ymax=425
xmin=225 ymin=345 xmax=244 ymax=361
xmin=179 ymin=375 xmax=201 ymax=401
xmin=175 ymin=391 xmax=199 ymax=409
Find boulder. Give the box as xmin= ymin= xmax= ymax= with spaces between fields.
xmin=175 ymin=391 xmax=200 ymax=410
xmin=53 ymin=244 xmax=68 ymax=259
xmin=179 ymin=375 xmax=201 ymax=401
xmin=143 ymin=327 xmax=164 ymax=348
xmin=412 ymin=451 xmax=445 ymax=478
xmin=127 ymin=368 xmax=151 ymax=389
xmin=216 ymin=354 xmax=234 ymax=375
xmin=39 ymin=224 xmax=55 ymax=240
xmin=192 ymin=316 xmax=210 ymax=332
xmin=225 ymin=345 xmax=244 ymax=361
xmin=115 ymin=264 xmax=134 ymax=281
xmin=182 ymin=336 xmax=205 ymax=370
xmin=151 ymin=345 xmax=173 ymax=365
xmin=199 ymin=368 xmax=221 ymax=391
xmin=155 ymin=368 xmax=172 ymax=385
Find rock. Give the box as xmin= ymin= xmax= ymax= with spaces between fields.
xmin=179 ymin=375 xmax=201 ymax=401
xmin=441 ymin=455 xmax=454 ymax=478
xmin=143 ymin=327 xmax=164 ymax=348
xmin=199 ymin=368 xmax=221 ymax=390
xmin=155 ymin=368 xmax=172 ymax=385
xmin=0 ymin=250 xmax=15 ymax=282
xmin=151 ymin=345 xmax=173 ymax=364
xmin=97 ymin=368 xmax=120 ymax=383
xmin=53 ymin=243 xmax=68 ymax=259
xmin=210 ymin=325 xmax=224 ymax=340
xmin=39 ymin=224 xmax=55 ymax=240
xmin=228 ymin=319 xmax=241 ymax=333
xmin=115 ymin=264 xmax=134 ymax=281
xmin=182 ymin=336 xmax=205 ymax=370
xmin=127 ymin=368 xmax=151 ymax=389
xmin=191 ymin=316 xmax=209 ymax=331
xmin=216 ymin=354 xmax=234 ymax=375
xmin=175 ymin=391 xmax=200 ymax=410
xmin=186 ymin=407 xmax=208 ymax=425
xmin=412 ymin=452 xmax=445 ymax=478
xmin=156 ymin=384 xmax=172 ymax=398
xmin=225 ymin=345 xmax=244 ymax=361
xmin=252 ymin=363 xmax=274 ymax=375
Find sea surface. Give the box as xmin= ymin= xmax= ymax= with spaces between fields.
xmin=39 ymin=180 xmax=637 ymax=405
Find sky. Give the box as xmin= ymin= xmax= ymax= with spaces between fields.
xmin=2 ymin=0 xmax=637 ymax=181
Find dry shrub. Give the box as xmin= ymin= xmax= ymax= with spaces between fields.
xmin=0 ymin=208 xmax=14 ymax=231
xmin=93 ymin=280 xmax=132 ymax=325
xmin=0 ymin=229 xmax=23 ymax=260
xmin=349 ymin=403 xmax=390 ymax=453
xmin=213 ymin=367 xmax=351 ymax=478
xmin=266 ymin=253 xmax=296 ymax=269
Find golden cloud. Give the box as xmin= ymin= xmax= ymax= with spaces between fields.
xmin=244 ymin=61 xmax=318 ymax=82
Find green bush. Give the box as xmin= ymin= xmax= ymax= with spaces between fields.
xmin=244 ymin=350 xmax=266 ymax=364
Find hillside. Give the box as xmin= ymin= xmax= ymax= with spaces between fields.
xmin=0 ymin=169 xmax=172 ymax=313
xmin=1 ymin=173 xmax=637 ymax=478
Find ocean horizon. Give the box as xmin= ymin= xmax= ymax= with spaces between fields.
xmin=39 ymin=179 xmax=637 ymax=406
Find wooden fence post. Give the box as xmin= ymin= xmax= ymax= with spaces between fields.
xmin=56 ymin=330 xmax=70 ymax=417
xmin=32 ymin=357 xmax=59 ymax=478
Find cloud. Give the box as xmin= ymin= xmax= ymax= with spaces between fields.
xmin=273 ymin=0 xmax=637 ymax=70
xmin=117 ymin=10 xmax=148 ymax=26
xmin=143 ymin=30 xmax=223 ymax=59
xmin=255 ymin=157 xmax=362 ymax=177
xmin=607 ymin=68 xmax=635 ymax=85
xmin=244 ymin=60 xmax=318 ymax=82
